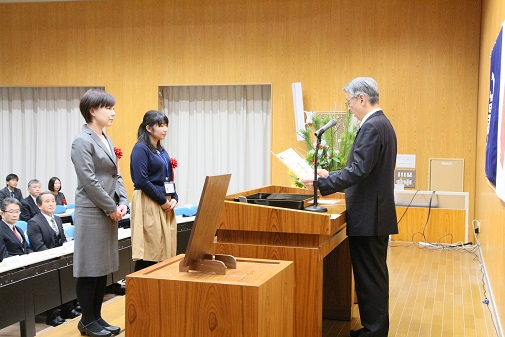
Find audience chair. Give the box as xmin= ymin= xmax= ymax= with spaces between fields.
xmin=15 ymin=220 xmax=28 ymax=232
xmin=64 ymin=226 xmax=75 ymax=239
xmin=174 ymin=207 xmax=192 ymax=217
xmin=54 ymin=205 xmax=66 ymax=214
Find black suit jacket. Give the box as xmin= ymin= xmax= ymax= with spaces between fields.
xmin=0 ymin=186 xmax=23 ymax=203
xmin=20 ymin=196 xmax=41 ymax=222
xmin=318 ymin=110 xmax=398 ymax=236
xmin=0 ymin=221 xmax=32 ymax=260
xmin=27 ymin=213 xmax=67 ymax=251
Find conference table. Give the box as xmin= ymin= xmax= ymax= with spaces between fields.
xmin=0 ymin=212 xmax=196 ymax=337
xmin=0 ymin=228 xmax=134 ymax=337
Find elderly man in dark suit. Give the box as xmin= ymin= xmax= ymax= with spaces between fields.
xmin=0 ymin=173 xmax=23 ymax=204
xmin=302 ymin=77 xmax=397 ymax=337
xmin=20 ymin=179 xmax=42 ymax=221
xmin=27 ymin=191 xmax=80 ymax=326
xmin=0 ymin=198 xmax=32 ymax=261
xmin=27 ymin=191 xmax=67 ymax=251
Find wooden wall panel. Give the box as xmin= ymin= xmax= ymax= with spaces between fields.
xmin=477 ymin=0 xmax=505 ymax=333
xmin=392 ymin=208 xmax=467 ymax=244
xmin=0 ymin=0 xmax=480 ymax=209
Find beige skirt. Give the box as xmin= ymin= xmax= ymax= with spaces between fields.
xmin=131 ymin=190 xmax=177 ymax=262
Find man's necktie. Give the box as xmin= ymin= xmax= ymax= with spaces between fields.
xmin=13 ymin=226 xmax=23 ymax=242
xmin=10 ymin=191 xmax=14 ymax=198
xmin=50 ymin=218 xmax=59 ymax=235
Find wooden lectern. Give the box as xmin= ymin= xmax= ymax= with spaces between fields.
xmin=213 ymin=185 xmax=352 ymax=337
xmin=126 ymin=255 xmax=294 ymax=337
xmin=126 ymin=176 xmax=296 ymax=337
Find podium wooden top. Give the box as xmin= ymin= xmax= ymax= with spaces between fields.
xmin=128 ymin=254 xmax=293 ymax=286
xmin=221 ymin=185 xmax=346 ymax=236
xmin=224 ymin=185 xmax=319 ymax=201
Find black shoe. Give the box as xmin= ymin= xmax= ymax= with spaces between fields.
xmin=350 ymin=328 xmax=366 ymax=337
xmin=46 ymin=315 xmax=65 ymax=327
xmin=105 ymin=283 xmax=126 ymax=296
xmin=97 ymin=317 xmax=121 ymax=334
xmin=61 ymin=308 xmax=81 ymax=319
xmin=105 ymin=283 xmax=120 ymax=293
xmin=77 ymin=321 xmax=112 ymax=337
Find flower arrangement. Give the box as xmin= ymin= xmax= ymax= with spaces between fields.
xmin=291 ymin=109 xmax=359 ymax=187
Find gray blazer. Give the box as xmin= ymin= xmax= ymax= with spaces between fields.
xmin=71 ymin=124 xmax=128 ymax=277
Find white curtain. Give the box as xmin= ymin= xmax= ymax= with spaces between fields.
xmin=0 ymin=87 xmax=95 ymax=204
xmin=160 ymin=85 xmax=271 ymax=206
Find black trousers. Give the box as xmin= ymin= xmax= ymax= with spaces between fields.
xmin=349 ymin=235 xmax=390 ymax=337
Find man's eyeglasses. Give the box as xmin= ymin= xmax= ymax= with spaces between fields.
xmin=3 ymin=209 xmax=21 ymax=214
xmin=345 ymin=96 xmax=357 ymax=107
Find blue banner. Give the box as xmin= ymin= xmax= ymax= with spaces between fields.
xmin=485 ymin=27 xmax=502 ymax=185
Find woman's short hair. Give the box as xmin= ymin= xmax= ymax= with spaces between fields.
xmin=79 ymin=89 xmax=116 ymax=123
xmin=48 ymin=177 xmax=61 ymax=192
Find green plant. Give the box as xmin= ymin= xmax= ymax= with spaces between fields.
xmin=291 ymin=109 xmax=358 ymax=187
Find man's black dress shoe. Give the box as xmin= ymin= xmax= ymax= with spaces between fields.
xmin=77 ymin=321 xmax=112 ymax=337
xmin=350 ymin=328 xmax=367 ymax=337
xmin=97 ymin=317 xmax=121 ymax=334
xmin=46 ymin=315 xmax=65 ymax=327
xmin=61 ymin=308 xmax=81 ymax=319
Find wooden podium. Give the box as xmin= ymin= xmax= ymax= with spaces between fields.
xmin=212 ymin=185 xmax=352 ymax=337
xmin=126 ymin=176 xmax=295 ymax=337
xmin=126 ymin=255 xmax=294 ymax=337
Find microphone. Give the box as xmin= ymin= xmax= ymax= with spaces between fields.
xmin=314 ymin=119 xmax=337 ymax=138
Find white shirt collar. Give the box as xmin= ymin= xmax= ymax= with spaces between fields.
xmin=42 ymin=212 xmax=55 ymax=224
xmin=2 ymin=220 xmax=15 ymax=231
xmin=360 ymin=108 xmax=381 ymax=127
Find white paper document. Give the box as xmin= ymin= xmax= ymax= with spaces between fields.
xmin=274 ymin=148 xmax=313 ymax=178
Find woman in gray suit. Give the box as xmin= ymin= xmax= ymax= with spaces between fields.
xmin=71 ymin=89 xmax=128 ymax=337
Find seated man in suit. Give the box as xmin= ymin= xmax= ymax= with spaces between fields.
xmin=27 ymin=191 xmax=80 ymax=326
xmin=0 ymin=173 xmax=23 ymax=221
xmin=0 ymin=198 xmax=32 ymax=261
xmin=0 ymin=173 xmax=23 ymax=204
xmin=20 ymin=179 xmax=42 ymax=221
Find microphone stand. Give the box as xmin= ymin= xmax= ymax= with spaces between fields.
xmin=304 ymin=136 xmax=328 ymax=212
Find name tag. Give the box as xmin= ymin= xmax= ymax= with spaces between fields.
xmin=165 ymin=181 xmax=176 ymax=194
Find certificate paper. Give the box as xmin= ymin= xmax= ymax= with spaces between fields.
xmin=274 ymin=148 xmax=313 ymax=178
